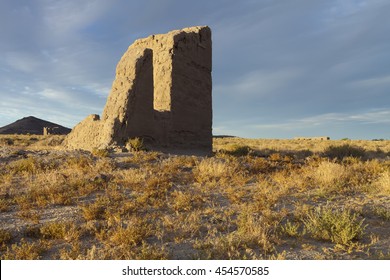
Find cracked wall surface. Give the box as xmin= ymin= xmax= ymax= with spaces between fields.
xmin=64 ymin=26 xmax=212 ymax=153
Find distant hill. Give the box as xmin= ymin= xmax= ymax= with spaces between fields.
xmin=0 ymin=116 xmax=71 ymax=135
xmin=213 ymin=135 xmax=237 ymax=138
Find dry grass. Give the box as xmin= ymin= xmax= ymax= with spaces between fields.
xmin=302 ymin=205 xmax=366 ymax=246
xmin=0 ymin=135 xmax=389 ymax=259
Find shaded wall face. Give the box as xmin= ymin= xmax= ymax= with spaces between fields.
xmin=121 ymin=49 xmax=154 ymax=142
xmin=169 ymin=28 xmax=212 ymax=149
xmin=100 ymin=48 xmax=155 ymax=146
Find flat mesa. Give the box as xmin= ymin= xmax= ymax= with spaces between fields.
xmin=64 ymin=26 xmax=212 ymax=154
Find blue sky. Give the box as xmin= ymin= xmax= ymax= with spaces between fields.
xmin=1 ymin=0 xmax=389 ymax=139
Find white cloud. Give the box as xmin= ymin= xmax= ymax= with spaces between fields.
xmin=41 ymin=0 xmax=111 ymax=36
xmin=38 ymin=88 xmax=73 ymax=103
xmin=349 ymin=75 xmax=390 ymax=88
xmin=5 ymin=52 xmax=42 ymax=73
xmin=214 ymin=68 xmax=302 ymax=97
xmin=325 ymin=0 xmax=367 ymax=20
xmin=249 ymin=109 xmax=390 ymax=132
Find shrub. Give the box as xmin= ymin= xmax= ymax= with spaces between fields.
xmin=0 ymin=198 xmax=10 ymax=212
xmin=0 ymin=229 xmax=12 ymax=245
xmin=109 ymin=218 xmax=151 ymax=246
xmin=194 ymin=233 xmax=246 ymax=259
xmin=370 ymin=206 xmax=390 ymax=221
xmin=323 ymin=144 xmax=366 ymax=161
xmin=65 ymin=155 xmax=93 ymax=171
xmin=194 ymin=158 xmax=233 ymax=183
xmin=246 ymin=157 xmax=274 ymax=174
xmin=126 ymin=137 xmax=145 ymax=152
xmin=171 ymin=190 xmax=193 ymax=212
xmin=0 ymin=138 xmax=14 ymax=146
xmin=10 ymin=157 xmax=43 ymax=174
xmin=81 ymin=198 xmax=108 ymax=221
xmin=281 ymin=220 xmax=302 ymax=237
xmin=374 ymin=171 xmax=390 ymax=195
xmin=40 ymin=222 xmax=68 ymax=239
xmin=312 ymin=161 xmax=346 ymax=188
xmin=92 ymin=148 xmax=109 ymax=158
xmin=116 ymin=168 xmax=147 ymax=185
xmin=303 ymin=206 xmax=366 ymax=245
xmin=171 ymin=190 xmax=204 ymax=212
xmin=2 ymin=239 xmax=46 ymax=260
xmin=40 ymin=135 xmax=65 ymax=146
xmin=269 ymin=153 xmax=282 ymax=162
xmin=221 ymin=145 xmax=252 ymax=156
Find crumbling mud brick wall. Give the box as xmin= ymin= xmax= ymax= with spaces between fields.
xmin=64 ymin=26 xmax=212 ymax=153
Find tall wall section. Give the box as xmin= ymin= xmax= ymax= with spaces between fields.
xmin=64 ymin=26 xmax=212 ymax=153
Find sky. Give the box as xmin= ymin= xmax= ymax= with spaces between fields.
xmin=0 ymin=0 xmax=389 ymax=140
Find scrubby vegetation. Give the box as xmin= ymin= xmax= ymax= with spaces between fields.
xmin=0 ymin=135 xmax=389 ymax=259
xmin=126 ymin=137 xmax=146 ymax=152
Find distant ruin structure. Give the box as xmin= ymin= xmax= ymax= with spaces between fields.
xmin=294 ymin=136 xmax=330 ymax=141
xmin=43 ymin=127 xmax=62 ymax=135
xmin=64 ymin=26 xmax=212 ymax=153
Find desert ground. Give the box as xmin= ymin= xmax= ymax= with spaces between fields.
xmin=0 ymin=135 xmax=389 ymax=259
